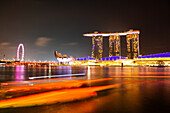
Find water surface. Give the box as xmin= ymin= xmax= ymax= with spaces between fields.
xmin=0 ymin=66 xmax=170 ymax=113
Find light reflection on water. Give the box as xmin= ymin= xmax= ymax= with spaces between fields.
xmin=15 ymin=65 xmax=25 ymax=81
xmin=0 ymin=66 xmax=86 ymax=82
xmin=0 ymin=66 xmax=170 ymax=113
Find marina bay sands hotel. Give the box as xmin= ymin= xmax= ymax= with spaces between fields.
xmin=83 ymin=29 xmax=140 ymax=59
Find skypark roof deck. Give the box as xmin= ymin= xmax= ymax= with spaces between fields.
xmin=83 ymin=30 xmax=140 ymax=37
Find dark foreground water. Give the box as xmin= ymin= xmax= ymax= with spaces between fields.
xmin=0 ymin=66 xmax=170 ymax=113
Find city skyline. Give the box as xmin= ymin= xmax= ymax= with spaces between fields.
xmin=0 ymin=0 xmax=169 ymax=61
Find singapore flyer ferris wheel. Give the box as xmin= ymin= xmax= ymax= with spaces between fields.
xmin=17 ymin=43 xmax=24 ymax=61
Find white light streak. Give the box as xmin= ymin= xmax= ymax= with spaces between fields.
xmin=29 ymin=73 xmax=86 ymax=79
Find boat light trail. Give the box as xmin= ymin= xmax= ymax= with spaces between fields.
xmin=111 ymin=75 xmax=170 ymax=78
xmin=29 ymin=73 xmax=86 ymax=79
xmin=0 ymin=78 xmax=113 ymax=95
xmin=0 ymin=83 xmax=121 ymax=108
xmin=1 ymin=77 xmax=77 ymax=86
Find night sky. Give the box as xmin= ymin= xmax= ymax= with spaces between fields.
xmin=0 ymin=0 xmax=169 ymax=61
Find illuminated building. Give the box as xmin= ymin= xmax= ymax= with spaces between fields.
xmin=99 ymin=56 xmax=126 ymax=61
xmin=92 ymin=35 xmax=103 ymax=59
xmin=136 ymin=52 xmax=170 ymax=66
xmin=73 ymin=57 xmax=96 ymax=66
xmin=83 ymin=29 xmax=140 ymax=59
xmin=126 ymin=33 xmax=139 ymax=59
xmin=137 ymin=52 xmax=170 ymax=59
xmin=76 ymin=57 xmax=95 ymax=61
xmin=54 ymin=51 xmax=74 ymax=64
xmin=109 ymin=35 xmax=120 ymax=57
